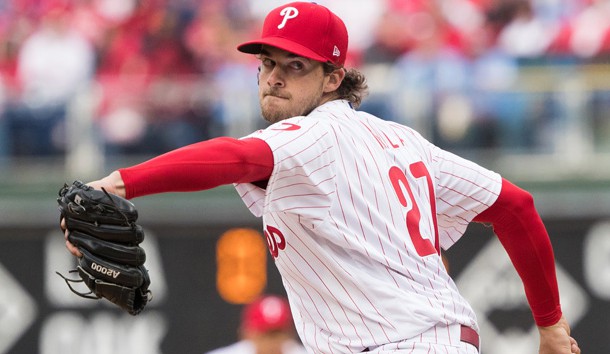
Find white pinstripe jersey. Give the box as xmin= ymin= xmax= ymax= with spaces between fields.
xmin=235 ymin=100 xmax=501 ymax=353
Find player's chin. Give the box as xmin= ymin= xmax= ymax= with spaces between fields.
xmin=261 ymin=102 xmax=291 ymax=123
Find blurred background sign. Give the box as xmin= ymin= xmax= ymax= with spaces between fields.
xmin=0 ymin=212 xmax=608 ymax=353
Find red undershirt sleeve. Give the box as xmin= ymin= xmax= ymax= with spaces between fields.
xmin=117 ymin=137 xmax=274 ymax=199
xmin=473 ymin=178 xmax=562 ymax=327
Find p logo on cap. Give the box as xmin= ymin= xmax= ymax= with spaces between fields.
xmin=237 ymin=1 xmax=348 ymax=67
xmin=278 ymin=7 xmax=299 ymax=29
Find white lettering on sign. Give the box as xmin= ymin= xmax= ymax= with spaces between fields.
xmin=584 ymin=220 xmax=610 ymax=299
xmin=40 ymin=311 xmax=167 ymax=354
xmin=0 ymin=262 xmax=36 ymax=354
xmin=456 ymin=238 xmax=589 ymax=354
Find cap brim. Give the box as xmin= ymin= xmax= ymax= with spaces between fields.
xmin=237 ymin=37 xmax=329 ymax=63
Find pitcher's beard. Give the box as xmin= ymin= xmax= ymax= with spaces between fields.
xmin=260 ymin=92 xmax=323 ymax=124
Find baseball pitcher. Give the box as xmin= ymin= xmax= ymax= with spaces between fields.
xmin=59 ymin=2 xmax=580 ymax=353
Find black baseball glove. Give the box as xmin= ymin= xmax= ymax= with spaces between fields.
xmin=56 ymin=180 xmax=152 ymax=315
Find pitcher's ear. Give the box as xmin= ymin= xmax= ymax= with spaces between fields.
xmin=324 ymin=67 xmax=346 ymax=93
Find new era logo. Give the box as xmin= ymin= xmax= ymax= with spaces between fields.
xmin=333 ymin=45 xmax=340 ymax=57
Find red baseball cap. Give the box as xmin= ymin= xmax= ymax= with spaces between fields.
xmin=240 ymin=295 xmax=293 ymax=333
xmin=238 ymin=2 xmax=348 ymax=67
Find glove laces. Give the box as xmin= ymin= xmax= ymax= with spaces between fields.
xmin=55 ymin=269 xmax=101 ymax=300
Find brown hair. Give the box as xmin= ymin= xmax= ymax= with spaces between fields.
xmin=323 ymin=63 xmax=369 ymax=108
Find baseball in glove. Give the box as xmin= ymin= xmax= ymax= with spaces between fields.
xmin=56 ymin=180 xmax=152 ymax=315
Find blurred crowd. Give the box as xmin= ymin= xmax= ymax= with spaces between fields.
xmin=0 ymin=0 xmax=609 ymax=159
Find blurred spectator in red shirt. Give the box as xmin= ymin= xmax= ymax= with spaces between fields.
xmin=96 ymin=1 xmax=212 ymax=154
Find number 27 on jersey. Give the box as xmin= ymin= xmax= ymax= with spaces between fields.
xmin=389 ymin=161 xmax=440 ymax=257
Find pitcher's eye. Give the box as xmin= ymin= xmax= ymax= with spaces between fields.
xmin=289 ymin=61 xmax=304 ymax=70
xmin=261 ymin=58 xmax=275 ymax=68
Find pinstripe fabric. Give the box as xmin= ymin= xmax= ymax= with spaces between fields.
xmin=367 ymin=323 xmax=480 ymax=353
xmin=235 ymin=100 xmax=499 ymax=353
